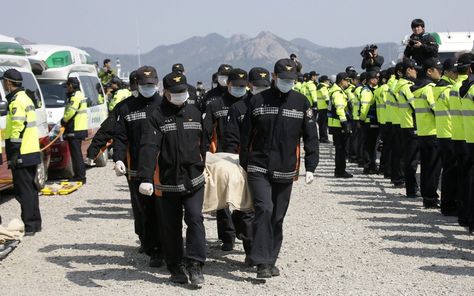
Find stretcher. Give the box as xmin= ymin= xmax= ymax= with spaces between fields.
xmin=40 ymin=181 xmax=83 ymax=195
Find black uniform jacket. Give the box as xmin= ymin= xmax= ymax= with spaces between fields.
xmin=113 ymin=93 xmax=162 ymax=178
xmin=239 ymin=87 xmax=319 ymax=183
xmin=138 ymin=99 xmax=207 ymax=195
xmin=223 ymin=94 xmax=251 ymax=153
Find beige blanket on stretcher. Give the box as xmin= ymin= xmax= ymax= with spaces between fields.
xmin=203 ymin=152 xmax=253 ymax=213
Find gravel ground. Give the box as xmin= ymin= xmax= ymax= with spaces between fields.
xmin=0 ymin=142 xmax=473 ymax=296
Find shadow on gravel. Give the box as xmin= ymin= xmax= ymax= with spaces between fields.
xmin=64 ymin=199 xmax=133 ymax=222
xmin=322 ymin=144 xmax=474 ymax=278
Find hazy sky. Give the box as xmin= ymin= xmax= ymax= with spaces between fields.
xmin=3 ymin=0 xmax=474 ymax=54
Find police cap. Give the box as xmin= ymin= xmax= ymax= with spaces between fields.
xmin=136 ymin=65 xmax=159 ymax=85
xmin=217 ymin=64 xmax=233 ymax=75
xmin=172 ymin=63 xmax=184 ymax=73
xmin=163 ymin=71 xmax=188 ymax=93
xmin=318 ymin=75 xmax=330 ymax=83
xmin=249 ymin=67 xmax=270 ymax=87
xmin=423 ymin=58 xmax=443 ymax=71
xmin=0 ymin=68 xmax=23 ymax=83
xmin=228 ymin=68 xmax=248 ymax=87
xmin=336 ymin=72 xmax=351 ymax=84
xmin=274 ymin=58 xmax=297 ymax=80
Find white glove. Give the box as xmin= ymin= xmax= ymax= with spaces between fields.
xmin=305 ymin=172 xmax=314 ymax=185
xmin=114 ymin=160 xmax=126 ymax=176
xmin=139 ymin=182 xmax=154 ymax=196
xmin=85 ymin=158 xmax=96 ymax=166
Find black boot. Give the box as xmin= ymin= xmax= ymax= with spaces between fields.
xmin=168 ymin=264 xmax=188 ymax=284
xmin=149 ymin=252 xmax=164 ymax=268
xmin=256 ymin=264 xmax=272 ymax=278
xmin=270 ymin=265 xmax=280 ymax=277
xmin=187 ymin=260 xmax=204 ymax=285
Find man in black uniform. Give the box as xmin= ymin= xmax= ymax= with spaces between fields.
xmin=138 ymin=71 xmax=207 ymax=285
xmin=202 ymin=64 xmax=237 ymax=251
xmin=201 ymin=64 xmax=232 ymax=112
xmin=113 ymin=66 xmax=163 ymax=267
xmin=403 ymin=18 xmax=439 ymax=67
xmin=240 ymin=59 xmax=319 ymax=278
xmin=86 ymin=71 xmax=137 ymax=165
xmin=223 ymin=67 xmax=271 ymax=265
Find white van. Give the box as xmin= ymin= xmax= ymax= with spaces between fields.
xmin=397 ymin=31 xmax=474 ymax=62
xmin=0 ymin=34 xmax=50 ymax=190
xmin=25 ymin=44 xmax=109 ymax=177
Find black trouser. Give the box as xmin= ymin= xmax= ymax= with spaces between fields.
xmin=362 ymin=123 xmax=379 ymax=171
xmin=247 ymin=173 xmax=293 ymax=265
xmin=217 ymin=208 xmax=235 ymax=244
xmin=317 ymin=109 xmax=329 ymax=141
xmin=332 ymin=128 xmax=348 ymax=174
xmin=232 ymin=210 xmax=254 ymax=255
xmin=159 ymin=187 xmax=206 ymax=266
xmin=128 ymin=179 xmax=161 ymax=256
xmin=347 ymin=123 xmax=359 ymax=161
xmin=390 ymin=124 xmax=404 ymax=184
xmin=12 ymin=166 xmax=41 ymax=232
xmin=357 ymin=122 xmax=366 ymax=162
xmin=380 ymin=123 xmax=393 ymax=176
xmin=456 ymin=141 xmax=471 ymax=225
xmin=418 ymin=136 xmax=442 ymax=204
xmin=68 ymin=138 xmax=86 ymax=180
xmin=466 ymin=143 xmax=474 ymax=230
xmin=438 ymin=139 xmax=458 ymax=214
xmin=401 ymin=128 xmax=419 ymax=195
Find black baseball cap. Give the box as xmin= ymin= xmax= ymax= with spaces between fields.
xmin=336 ymin=72 xmax=351 ymax=83
xmin=345 ymin=66 xmax=356 ymax=73
xmin=309 ymin=71 xmax=320 ymax=77
xmin=401 ymin=59 xmax=421 ymax=72
xmin=66 ymin=77 xmax=80 ymax=88
xmin=359 ymin=72 xmax=367 ymax=82
xmin=457 ymin=53 xmax=474 ymax=69
xmin=163 ymin=71 xmax=188 ymax=93
xmin=0 ymin=68 xmax=22 ymax=82
xmin=228 ymin=68 xmax=248 ymax=87
xmin=442 ymin=59 xmax=457 ymax=72
xmin=366 ymin=71 xmax=380 ymax=80
xmin=423 ymin=58 xmax=443 ymax=71
xmin=218 ymin=64 xmax=233 ymax=75
xmin=249 ymin=67 xmax=270 ymax=87
xmin=136 ymin=65 xmax=159 ymax=85
xmin=172 ymin=63 xmax=184 ymax=73
xmin=274 ymin=58 xmax=297 ymax=80
xmin=318 ymin=75 xmax=330 ymax=83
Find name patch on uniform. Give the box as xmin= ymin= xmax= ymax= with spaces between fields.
xmin=306 ymin=108 xmax=314 ymax=118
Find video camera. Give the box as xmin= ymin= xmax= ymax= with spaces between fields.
xmin=360 ymin=44 xmax=378 ymax=58
xmin=408 ymin=36 xmax=420 ymax=47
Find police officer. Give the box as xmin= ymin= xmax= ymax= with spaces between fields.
xmin=374 ymin=70 xmax=390 ymax=176
xmin=328 ymin=72 xmax=353 ymax=178
xmin=403 ymin=19 xmax=439 ymax=67
xmin=1 ymin=69 xmax=42 ymax=235
xmin=239 ymin=58 xmax=319 ymax=278
xmin=433 ymin=59 xmax=457 ymax=215
xmin=202 ymin=65 xmax=238 ymax=251
xmin=61 ymin=77 xmax=88 ymax=184
xmin=412 ymin=58 xmax=441 ymax=208
xmin=202 ymin=64 xmax=232 ymax=112
xmin=171 ymin=63 xmax=199 ymax=108
xmin=113 ymin=66 xmax=163 ymax=266
xmin=302 ymin=71 xmax=318 ymax=107
xmin=224 ymin=67 xmax=270 ymax=265
xmin=359 ymin=71 xmax=380 ymax=174
xmin=98 ymin=58 xmax=116 ymax=85
xmin=138 ymin=71 xmax=207 ymax=284
xmin=316 ymin=75 xmax=331 ymax=143
xmin=107 ymin=77 xmax=131 ymax=112
xmin=86 ymin=71 xmax=138 ymax=165
xmin=396 ymin=59 xmax=420 ymax=198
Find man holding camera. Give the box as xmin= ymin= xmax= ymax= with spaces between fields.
xmin=361 ymin=44 xmax=384 ymax=73
xmin=98 ymin=58 xmax=117 ymax=85
xmin=403 ymin=19 xmax=439 ymax=67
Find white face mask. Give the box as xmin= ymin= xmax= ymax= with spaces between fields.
xmin=251 ymin=86 xmax=270 ymax=95
xmin=138 ymin=84 xmax=157 ymax=98
xmin=132 ymin=90 xmax=139 ymax=98
xmin=212 ymin=83 xmax=218 ymax=88
xmin=276 ymin=78 xmax=295 ymax=93
xmin=217 ymin=75 xmax=228 ymax=87
xmin=169 ymin=91 xmax=189 ymax=105
xmin=229 ymin=86 xmax=247 ymax=98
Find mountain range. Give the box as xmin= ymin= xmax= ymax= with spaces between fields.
xmin=18 ymin=32 xmax=401 ymax=87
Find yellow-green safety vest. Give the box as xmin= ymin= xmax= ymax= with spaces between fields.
xmin=395 ymin=78 xmax=415 ymax=129
xmin=64 ymin=90 xmax=88 ymax=132
xmin=108 ymin=89 xmax=131 ymax=111
xmin=450 ymin=74 xmax=469 ymax=141
xmin=328 ymin=84 xmax=349 ymax=128
xmin=412 ymin=81 xmax=436 ymax=136
xmin=316 ymin=82 xmax=330 ymax=110
xmin=433 ymin=76 xmax=454 ymax=139
xmin=462 ymin=81 xmax=474 ymax=143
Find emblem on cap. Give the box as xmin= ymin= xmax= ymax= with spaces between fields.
xmin=225 ymin=67 xmax=230 ymax=70
xmin=238 ymin=74 xmax=244 ymax=78
xmin=285 ymin=66 xmax=293 ymax=71
xmin=144 ymin=71 xmax=151 ymax=76
xmin=259 ymin=73 xmax=267 ymax=78
xmin=173 ymin=76 xmax=182 ymax=82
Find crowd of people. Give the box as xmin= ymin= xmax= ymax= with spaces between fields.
xmin=1 ymin=17 xmax=474 ymax=287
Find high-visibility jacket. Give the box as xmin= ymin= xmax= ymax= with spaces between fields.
xmin=374 ymin=84 xmax=388 ymax=124
xmin=450 ymin=74 xmax=469 ymax=141
xmin=108 ymin=88 xmax=131 ymax=111
xmin=359 ymin=85 xmax=378 ymax=124
xmin=5 ymin=89 xmax=41 ymax=167
xmin=316 ymin=82 xmax=330 ymax=110
xmin=433 ymin=76 xmax=454 ymax=139
xmin=293 ymin=81 xmax=303 ymax=93
xmin=395 ymin=77 xmax=416 ymax=129
xmin=461 ymin=79 xmax=474 ymax=144
xmin=344 ymin=84 xmax=356 ymax=120
xmin=411 ymin=80 xmax=436 ymax=136
xmin=63 ymin=90 xmax=88 ymax=138
xmin=385 ymin=76 xmax=400 ymax=125
xmin=302 ymin=81 xmax=317 ymax=107
xmin=328 ymin=84 xmax=349 ymax=128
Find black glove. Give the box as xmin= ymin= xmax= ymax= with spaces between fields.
xmin=341 ymin=121 xmax=351 ymax=134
